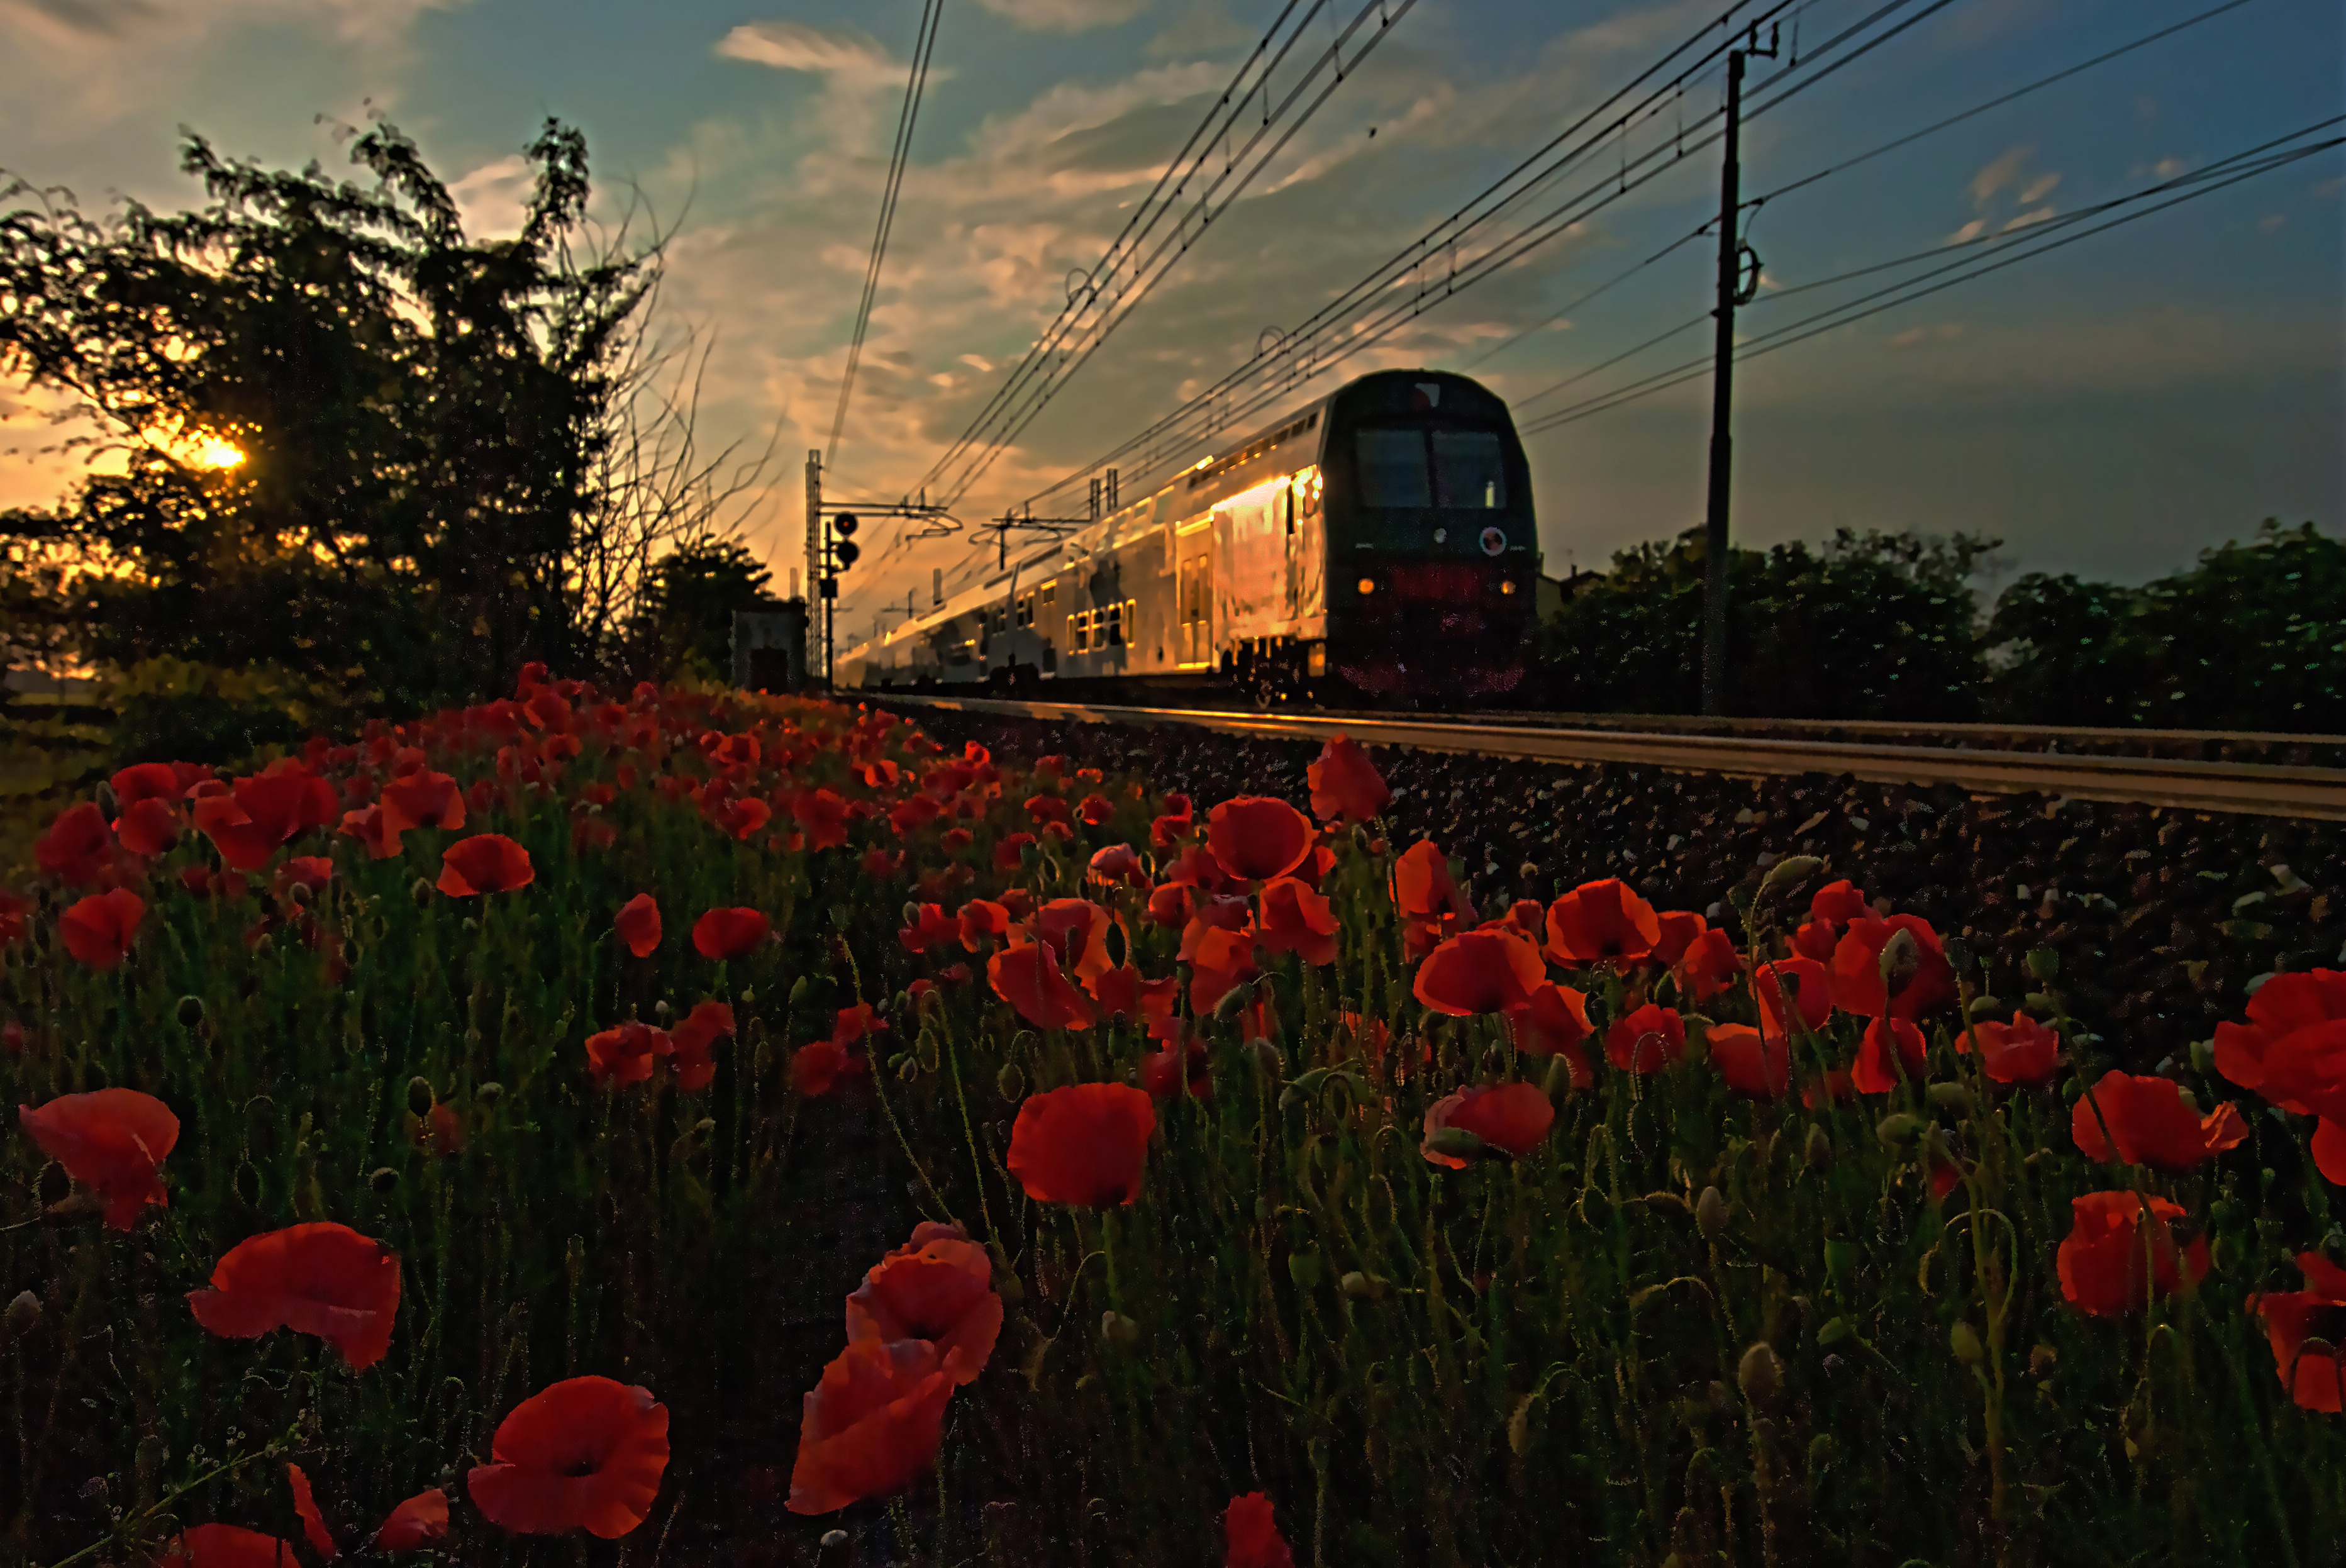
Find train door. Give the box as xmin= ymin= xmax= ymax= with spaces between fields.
xmin=1176 ymin=521 xmax=1213 ymax=667
xmin=1283 ymin=481 xmax=1299 ymax=618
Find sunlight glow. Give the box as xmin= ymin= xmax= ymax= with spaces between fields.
xmin=193 ymin=436 xmax=247 ymax=470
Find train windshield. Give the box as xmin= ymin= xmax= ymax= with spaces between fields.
xmin=1354 ymin=428 xmax=1506 ymax=510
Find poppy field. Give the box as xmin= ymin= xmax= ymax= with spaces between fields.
xmin=4 ymin=669 xmax=2345 ymax=1567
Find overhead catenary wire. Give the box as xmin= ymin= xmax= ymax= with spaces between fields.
xmin=824 ymin=0 xmax=945 ymax=468
xmin=1512 ymin=118 xmax=2345 ymax=436
xmin=1474 ymin=0 xmax=2264 ymax=378
xmin=916 ymin=0 xmax=1413 ymax=509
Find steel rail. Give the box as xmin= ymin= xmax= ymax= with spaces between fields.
xmin=868 ymin=694 xmax=2346 ymax=821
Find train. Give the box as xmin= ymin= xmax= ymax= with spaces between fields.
xmin=831 ymin=369 xmax=1539 ymax=706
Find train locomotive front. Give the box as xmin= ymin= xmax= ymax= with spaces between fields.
xmin=831 ymin=367 xmax=1539 ymax=707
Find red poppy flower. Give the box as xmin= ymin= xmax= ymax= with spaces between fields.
xmin=1793 ymin=878 xmax=1870 ymax=960
xmin=1177 ymin=892 xmax=1254 ymax=965
xmin=2214 ymin=969 xmax=2346 ymax=1111
xmin=187 ymin=1222 xmax=401 ymax=1369
xmin=1024 ymin=792 xmax=1070 ymax=827
xmin=584 ymin=1020 xmax=667 ymax=1086
xmin=1542 ymin=878 xmax=1662 ymax=967
xmin=1257 ymin=877 xmax=1340 ymax=966
xmin=845 ymin=1221 xmax=1003 ymax=1385
xmin=957 ymin=898 xmax=1011 ymax=951
xmin=994 ymin=831 xmax=1037 ymax=871
xmin=2057 ymin=1191 xmax=2208 ymax=1318
xmin=1850 ymin=1016 xmax=1928 ymax=1094
xmin=1828 ymin=915 xmax=1955 ymax=1020
xmin=1605 ymin=1003 xmax=1686 ymax=1074
xmin=35 ymin=801 xmax=115 ymax=886
xmin=0 ymin=887 xmax=26 ymax=948
xmin=1803 ymin=1067 xmax=1856 ymax=1108
xmin=1958 ymin=1011 xmax=2064 ymax=1085
xmin=18 ymin=1087 xmax=178 ymax=1229
xmin=1506 ymin=982 xmax=1594 ymax=1086
xmin=898 ymin=902 xmax=955 ymax=952
xmin=989 ymin=939 xmax=1098 ymax=1031
xmin=1205 ymin=796 xmax=1314 ymax=882
xmin=1150 ymin=808 xmax=1193 ymax=849
xmin=375 ymin=1489 xmax=450 ymax=1552
xmin=1142 ymin=1034 xmax=1214 ymax=1099
xmin=1672 ymin=926 xmax=1743 ymax=1001
xmin=1708 ymin=1023 xmax=1791 ymax=1098
xmin=288 ymin=1464 xmax=336 ymax=1559
xmin=1755 ymin=957 xmax=1832 ymax=1041
xmin=1007 ymin=1082 xmax=1155 ymax=1205
xmin=2070 ymin=1070 xmax=2250 ymax=1171
xmin=437 ymin=834 xmax=534 ymax=896
xmin=1087 ymin=962 xmax=1177 ymax=1021
xmin=337 ymin=806 xmax=402 ymax=860
xmin=378 ymin=770 xmax=465 ymax=834
xmin=1413 ymin=929 xmax=1546 ymax=1016
xmin=193 ymin=770 xmax=340 ymax=871
xmin=114 ymin=796 xmax=180 ymax=857
xmin=710 ymin=796 xmax=773 ymax=841
xmin=668 ymin=1001 xmax=733 ymax=1092
xmin=787 ymin=1337 xmax=957 ymax=1516
xmin=1391 ymin=839 xmax=1474 ymax=956
xmin=611 ymin=894 xmax=660 ymax=959
xmin=2250 ymin=1252 xmax=2346 ymax=1412
xmin=1225 ymin=1491 xmax=1296 ymax=1568
xmin=1028 ymin=898 xmax=1114 ymax=983
xmin=162 ymin=1524 xmax=298 ymax=1566
xmin=691 ymin=906 xmax=768 ymax=960
xmin=1651 ymin=909 xmax=1704 ymax=967
xmin=111 ymin=760 xmax=188 ymax=809
xmin=1305 ymin=736 xmax=1391 ymax=825
xmin=1076 ymin=792 xmax=1116 ymax=826
xmin=469 ymin=1376 xmax=670 ymax=1538
xmin=791 ymin=788 xmax=850 ymax=852
xmin=1420 ymin=1082 xmax=1554 ymax=1169
xmin=60 ymin=888 xmax=144 ymax=968
xmin=1087 ymin=843 xmax=1146 ymax=887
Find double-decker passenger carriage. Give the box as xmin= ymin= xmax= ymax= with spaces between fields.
xmin=832 ymin=369 xmax=1538 ymax=705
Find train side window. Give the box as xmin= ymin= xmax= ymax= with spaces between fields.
xmin=1041 ymin=582 xmax=1057 ymax=609
xmin=1355 ymin=429 xmax=1431 ymax=508
xmin=1105 ymin=602 xmax=1123 ymax=647
xmin=1016 ymin=593 xmax=1034 ymax=628
xmin=1432 ymin=431 xmax=1506 ymax=509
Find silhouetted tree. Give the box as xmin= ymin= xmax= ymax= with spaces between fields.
xmin=631 ymin=538 xmax=776 ymax=681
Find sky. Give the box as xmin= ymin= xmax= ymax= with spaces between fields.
xmin=0 ymin=0 xmax=2338 ymax=648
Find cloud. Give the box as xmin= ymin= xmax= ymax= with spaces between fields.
xmin=716 ymin=20 xmax=904 ymax=87
xmin=1967 ymin=145 xmax=2033 ymax=209
xmin=2018 ymin=172 xmax=2059 ymax=205
xmin=1890 ymin=323 xmax=1964 ymax=348
xmin=1999 ymin=206 xmax=2054 ymax=234
xmin=974 ymin=0 xmax=1150 ymax=35
xmin=447 ymin=152 xmax=532 ymax=240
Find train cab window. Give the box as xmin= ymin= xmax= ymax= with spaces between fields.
xmin=1016 ymin=593 xmax=1034 ymax=628
xmin=1355 ymin=429 xmax=1432 ymax=508
xmin=1104 ymin=602 xmax=1123 ymax=648
xmin=1041 ymin=582 xmax=1057 ymax=609
xmin=1433 ymin=431 xmax=1506 ymax=509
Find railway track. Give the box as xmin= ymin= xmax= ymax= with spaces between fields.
xmin=870 ymin=694 xmax=2346 ymax=821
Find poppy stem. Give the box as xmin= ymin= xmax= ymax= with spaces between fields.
xmin=942 ymin=1026 xmax=998 ymax=1245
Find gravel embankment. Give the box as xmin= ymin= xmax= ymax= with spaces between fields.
xmin=894 ymin=706 xmax=2346 ymax=1077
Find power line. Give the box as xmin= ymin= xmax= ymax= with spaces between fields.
xmin=824 ymin=0 xmax=945 ymax=468
xmin=917 ymin=0 xmax=1414 ymax=508
xmin=1515 ymin=118 xmax=2344 ymax=436
xmin=1475 ymin=0 xmax=2264 ymax=378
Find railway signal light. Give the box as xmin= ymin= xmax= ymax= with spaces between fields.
xmin=834 ymin=538 xmax=860 ymax=569
xmin=833 ymin=513 xmax=859 ymax=538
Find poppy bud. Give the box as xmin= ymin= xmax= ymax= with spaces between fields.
xmin=903 ymin=902 xmax=923 ymax=928
xmin=2188 ymin=1039 xmax=2216 ymax=1074
xmin=1287 ymin=1252 xmax=1323 ymax=1289
xmin=1541 ymin=1054 xmax=1577 ymax=1100
xmin=654 ymin=1000 xmax=672 ymax=1021
xmin=412 ymin=877 xmax=434 ymax=907
xmin=1213 ymin=984 xmax=1254 ymax=1024
xmin=1011 ymin=1030 xmax=1037 ymax=1057
xmin=1966 ymin=994 xmax=2003 ymax=1019
xmin=1757 ymin=855 xmax=1823 ymax=899
xmin=1425 ymin=1126 xmax=1489 ymax=1162
xmin=1696 ymin=1186 xmax=1729 ymax=1240
xmin=1100 ymin=1310 xmax=1140 ymax=1352
xmin=477 ymin=1082 xmax=503 ymax=1104
xmin=2029 ymin=1344 xmax=2058 ymax=1378
xmin=175 ymin=996 xmax=205 ymax=1028
xmin=252 ymin=932 xmax=275 ymax=958
xmin=1 ymin=1288 xmax=37 ymax=1345
xmin=896 ymin=1057 xmax=920 ymax=1084
xmin=692 ymin=1118 xmax=716 ymax=1135
xmin=2024 ymin=945 xmax=2060 ymax=982
xmin=288 ymin=881 xmax=313 ymax=907
xmin=2024 ymin=991 xmax=2059 ymax=1015
xmin=1255 ymin=1196 xmax=1271 ymax=1221
xmin=789 ymin=976 xmax=810 ymax=1004
xmin=996 ymin=1062 xmax=1025 ymax=1101
xmin=1577 ymin=1187 xmax=1610 ymax=1227
xmin=1876 ymin=928 xmax=1920 ymax=996
xmin=1816 ymin=1315 xmax=1854 ymax=1347
xmin=459 ymin=918 xmax=477 ymax=935
xmin=1340 ymin=1271 xmax=1389 ymax=1301
xmin=1949 ymin=1321 xmax=1984 ymax=1364
xmin=818 ymin=1527 xmax=852 ymax=1566
xmin=739 ymin=986 xmax=755 ymax=1004
xmin=1876 ymin=1113 xmax=1922 ymax=1148
xmin=1245 ymin=1038 xmax=1284 ymax=1080
xmin=1927 ymin=1082 xmax=1976 ymax=1113
xmin=1804 ymin=1124 xmax=1833 ymax=1170
xmin=369 ymin=1166 xmax=400 ymax=1193
xmin=95 ymin=782 xmax=119 ymax=818
xmin=1737 ymin=1342 xmax=1781 ymax=1406
xmin=406 ymin=1077 xmax=436 ymax=1117
xmin=1943 ymin=937 xmax=1974 ymax=973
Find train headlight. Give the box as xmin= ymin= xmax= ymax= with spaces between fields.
xmin=1357 ymin=576 xmax=1377 ymax=596
xmin=1499 ymin=579 xmax=1517 ymax=595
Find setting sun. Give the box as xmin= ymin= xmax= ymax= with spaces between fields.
xmin=193 ymin=436 xmax=245 ymax=470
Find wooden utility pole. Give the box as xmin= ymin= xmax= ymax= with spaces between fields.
xmin=1700 ymin=30 xmax=1773 ymax=716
